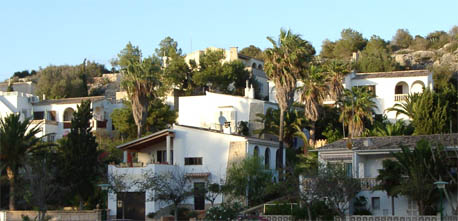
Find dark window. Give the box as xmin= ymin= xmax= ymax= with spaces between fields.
xmin=345 ymin=163 xmax=353 ymax=177
xmin=372 ymin=197 xmax=380 ymax=210
xmin=33 ymin=111 xmax=44 ymax=120
xmin=254 ymin=146 xmax=259 ymax=157
xmin=265 ymin=148 xmax=270 ymax=169
xmin=185 ymin=157 xmax=202 ymax=165
xmin=157 ymin=150 xmax=166 ymax=163
xmin=395 ymin=85 xmax=403 ymax=94
xmin=194 ymin=182 xmax=205 ymax=210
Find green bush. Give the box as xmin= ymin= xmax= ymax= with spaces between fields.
xmin=205 ymin=202 xmax=243 ymax=220
xmin=170 ymin=207 xmax=197 ymax=220
xmin=264 ymin=203 xmax=299 ymax=215
xmin=147 ymin=212 xmax=156 ymax=218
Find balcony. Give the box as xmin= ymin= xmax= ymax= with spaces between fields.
xmin=301 ymin=177 xmax=379 ymax=191
xmin=108 ymin=163 xmax=177 ymax=179
xmin=63 ymin=121 xmax=71 ymax=129
xmin=394 ymin=94 xmax=408 ymax=102
xmin=31 ymin=119 xmax=58 ymax=126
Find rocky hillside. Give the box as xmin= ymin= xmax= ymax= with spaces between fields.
xmin=393 ymin=42 xmax=458 ymax=72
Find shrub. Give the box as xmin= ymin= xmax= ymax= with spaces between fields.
xmin=205 ymin=202 xmax=243 ymax=220
xmin=170 ymin=207 xmax=196 ymax=220
xmin=147 ymin=212 xmax=156 ymax=218
xmin=264 ymin=203 xmax=299 ymax=215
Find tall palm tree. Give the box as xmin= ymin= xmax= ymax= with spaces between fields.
xmin=264 ymin=29 xmax=315 ymax=164
xmin=324 ymin=60 xmax=349 ymax=101
xmin=121 ymin=54 xmax=163 ymax=138
xmin=298 ymin=64 xmax=328 ymax=147
xmin=0 ymin=114 xmax=43 ymax=210
xmin=338 ymin=87 xmax=377 ymax=138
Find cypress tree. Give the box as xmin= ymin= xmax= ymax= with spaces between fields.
xmin=61 ymin=100 xmax=100 ymax=209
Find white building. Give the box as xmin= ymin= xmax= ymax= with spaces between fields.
xmin=311 ymin=133 xmax=458 ymax=216
xmin=268 ymin=70 xmax=433 ymax=121
xmin=107 ymin=124 xmax=284 ymax=220
xmin=31 ymin=96 xmax=123 ymax=141
xmin=177 ymin=91 xmax=278 ymax=136
xmin=0 ymin=91 xmax=123 ymax=141
xmin=342 ymin=70 xmax=433 ymax=120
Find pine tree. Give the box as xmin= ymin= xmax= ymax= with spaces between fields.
xmin=61 ymin=100 xmax=100 ymax=209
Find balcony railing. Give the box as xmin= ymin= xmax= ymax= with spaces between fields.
xmin=394 ymin=94 xmax=408 ymax=102
xmin=63 ymin=121 xmax=72 ymax=129
xmin=301 ymin=177 xmax=379 ymax=191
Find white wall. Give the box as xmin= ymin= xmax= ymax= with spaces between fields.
xmin=178 ymin=92 xmax=266 ymax=131
xmin=345 ymin=74 xmax=432 ymax=121
xmin=0 ymin=91 xmax=36 ymax=121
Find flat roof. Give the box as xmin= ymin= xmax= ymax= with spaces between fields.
xmin=116 ymin=124 xmax=280 ymax=151
xmin=33 ymin=96 xmax=105 ymax=106
xmin=353 ymin=70 xmax=430 ymax=80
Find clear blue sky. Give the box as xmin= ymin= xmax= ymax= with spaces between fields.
xmin=1 ymin=0 xmax=457 ymax=80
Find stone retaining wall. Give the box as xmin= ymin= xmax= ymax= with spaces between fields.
xmin=1 ymin=210 xmax=102 ymax=221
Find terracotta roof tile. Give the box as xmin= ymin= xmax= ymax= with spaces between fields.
xmin=315 ymin=133 xmax=458 ymax=152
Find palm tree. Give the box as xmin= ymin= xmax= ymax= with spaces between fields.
xmin=375 ymin=159 xmax=402 ymax=215
xmin=324 ymin=60 xmax=349 ymax=101
xmin=264 ymin=29 xmax=315 ymax=164
xmin=386 ymin=93 xmax=422 ymax=119
xmin=298 ymin=64 xmax=328 ymax=147
xmin=254 ymin=108 xmax=308 ymax=149
xmin=374 ymin=119 xmax=410 ymax=136
xmin=120 ymin=45 xmax=163 ymax=138
xmin=0 ymin=114 xmax=43 ymax=210
xmin=338 ymin=87 xmax=377 ymax=138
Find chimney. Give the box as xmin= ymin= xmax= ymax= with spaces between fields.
xmin=244 ymin=80 xmax=250 ymax=98
xmin=229 ymin=47 xmax=238 ymax=61
xmin=363 ymin=138 xmax=372 ymax=147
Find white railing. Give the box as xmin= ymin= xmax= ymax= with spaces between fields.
xmin=394 ymin=94 xmax=408 ymax=102
xmin=335 ymin=215 xmax=440 ymax=221
xmin=301 ymin=178 xmax=379 ymax=191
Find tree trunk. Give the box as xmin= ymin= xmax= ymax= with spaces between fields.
xmin=279 ymin=109 xmax=285 ymax=168
xmin=307 ymin=205 xmax=312 ymax=221
xmin=391 ymin=196 xmax=395 ymax=215
xmin=6 ymin=167 xmax=15 ymax=210
xmin=309 ymin=122 xmax=316 ymax=148
xmin=174 ymin=205 xmax=178 ymax=221
xmin=137 ymin=124 xmax=142 ymax=138
xmin=79 ymin=200 xmax=83 ymax=210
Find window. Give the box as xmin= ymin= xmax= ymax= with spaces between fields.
xmin=395 ymin=85 xmax=403 ymax=94
xmin=265 ymin=148 xmax=270 ymax=169
xmin=33 ymin=111 xmax=44 ymax=120
xmin=47 ymin=135 xmax=55 ymax=142
xmin=47 ymin=111 xmax=56 ymax=121
xmin=345 ymin=163 xmax=353 ymax=177
xmin=157 ymin=150 xmax=166 ymax=163
xmin=371 ymin=197 xmax=380 ymax=210
xmin=253 ymin=146 xmax=259 ymax=157
xmin=185 ymin=157 xmax=202 ymax=165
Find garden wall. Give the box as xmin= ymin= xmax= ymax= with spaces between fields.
xmin=1 ymin=210 xmax=102 ymax=221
